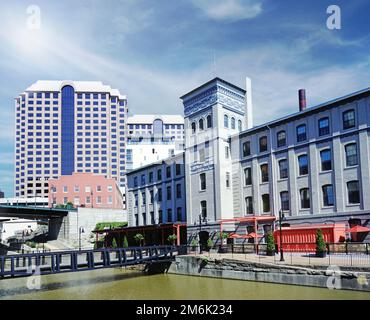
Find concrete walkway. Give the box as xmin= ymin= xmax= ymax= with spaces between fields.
xmin=189 ymin=251 xmax=370 ymax=268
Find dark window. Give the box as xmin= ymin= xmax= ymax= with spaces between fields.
xmin=141 ymin=174 xmax=145 ymax=185
xmin=322 ymin=185 xmax=334 ymax=206
xmin=150 ymin=212 xmax=154 ymax=225
xmin=201 ymin=201 xmax=207 ymax=219
xmin=347 ymin=181 xmax=360 ymax=204
xmin=166 ymin=186 xmax=171 ymax=201
xmin=238 ymin=120 xmax=242 ymax=131
xmin=345 ymin=143 xmax=358 ymax=166
xmin=260 ymin=164 xmax=269 ymax=182
xmin=300 ymin=188 xmax=310 ymax=209
xmin=296 ymin=124 xmax=307 ymax=142
xmin=199 ymin=118 xmax=204 ymax=130
xmin=259 ymin=136 xmax=267 ymax=152
xmin=166 ymin=166 xmax=171 ymax=178
xmin=149 ymin=172 xmax=153 ymax=183
xmin=134 ymin=177 xmax=138 ymax=187
xmin=141 ymin=192 xmax=146 ymax=205
xmin=158 ymin=210 xmax=163 ymax=223
xmin=280 ymin=191 xmax=289 ymax=211
xmin=298 ymin=154 xmax=308 ymax=175
xmin=320 ymin=149 xmax=332 ymax=171
xmin=157 ymin=188 xmax=162 ymax=202
xmin=343 ymin=110 xmax=355 ymax=129
xmin=142 ymin=213 xmax=146 ymax=226
xmin=149 ymin=190 xmax=154 ymax=204
xmin=176 ymin=184 xmax=181 ymax=198
xmin=262 ymin=194 xmax=270 ymax=212
xmin=244 ymin=168 xmax=252 ymax=185
xmin=207 ymin=115 xmax=212 ymax=128
xmin=167 ymin=209 xmax=172 ymax=223
xmin=279 ymin=159 xmax=288 ymax=179
xmin=157 ymin=169 xmax=162 ymax=181
xmin=243 ymin=141 xmax=251 ymax=157
xmin=245 ymin=197 xmax=253 ymax=214
xmin=176 ymin=163 xmax=181 ymax=175
xmin=277 ymin=131 xmax=286 ymax=147
xmin=177 ymin=207 xmax=182 ymax=222
xmin=191 ymin=122 xmax=196 ymax=134
xmin=226 ymin=172 xmax=231 ymax=188
xmin=200 ymin=173 xmax=206 ymax=190
xmin=318 ymin=117 xmax=330 ymax=136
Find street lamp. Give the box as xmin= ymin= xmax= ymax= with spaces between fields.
xmin=79 ymin=226 xmax=85 ymax=252
xmin=278 ymin=209 xmax=285 ymax=262
xmin=198 ymin=214 xmax=203 ymax=254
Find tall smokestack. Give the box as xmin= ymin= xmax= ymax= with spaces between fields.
xmin=298 ymin=89 xmax=306 ymax=111
xmin=245 ymin=77 xmax=253 ymax=129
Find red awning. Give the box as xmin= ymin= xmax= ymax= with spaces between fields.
xmin=228 ymin=232 xmax=262 ymax=239
xmin=346 ymin=225 xmax=370 ymax=233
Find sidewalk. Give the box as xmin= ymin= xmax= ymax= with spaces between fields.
xmin=188 ymin=251 xmax=370 ymax=269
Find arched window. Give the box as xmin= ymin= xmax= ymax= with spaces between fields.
xmin=199 ymin=118 xmax=204 ymax=131
xmin=191 ymin=122 xmax=196 ymax=134
xmin=224 ymin=115 xmax=229 ymax=128
xmin=238 ymin=120 xmax=242 ymax=131
xmin=207 ymin=115 xmax=212 ymax=128
xmin=231 ymin=117 xmax=236 ymax=129
xmin=200 ymin=200 xmax=207 ymax=219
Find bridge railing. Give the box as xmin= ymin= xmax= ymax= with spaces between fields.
xmin=0 ymin=245 xmax=183 ymax=279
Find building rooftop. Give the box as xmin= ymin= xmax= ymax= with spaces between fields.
xmin=127 ymin=114 xmax=184 ymax=124
xmin=24 ymin=80 xmax=126 ymax=100
xmin=239 ymin=85 xmax=370 ymax=137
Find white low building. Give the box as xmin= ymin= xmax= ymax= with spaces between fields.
xmin=126 ymin=115 xmax=184 ymax=171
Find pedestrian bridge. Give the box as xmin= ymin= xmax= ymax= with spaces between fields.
xmin=0 ymin=246 xmax=184 ymax=279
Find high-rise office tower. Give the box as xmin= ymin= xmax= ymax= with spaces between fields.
xmin=14 ymin=81 xmax=128 ymax=198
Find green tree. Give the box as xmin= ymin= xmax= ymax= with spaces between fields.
xmin=316 ymin=229 xmax=327 ymax=257
xmin=266 ymin=232 xmax=275 ymax=255
xmin=134 ymin=233 xmax=144 ymax=246
xmin=112 ymin=237 xmax=117 ymax=248
xmin=123 ymin=235 xmax=129 ymax=248
xmin=207 ymin=238 xmax=214 ymax=250
xmin=168 ymin=234 xmax=177 ymax=245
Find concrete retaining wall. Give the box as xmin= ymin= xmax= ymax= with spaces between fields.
xmin=168 ymin=256 xmax=370 ymax=292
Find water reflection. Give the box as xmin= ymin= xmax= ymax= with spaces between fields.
xmin=0 ymin=268 xmax=369 ymax=300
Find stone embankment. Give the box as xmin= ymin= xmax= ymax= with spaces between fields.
xmin=168 ymin=256 xmax=370 ymax=292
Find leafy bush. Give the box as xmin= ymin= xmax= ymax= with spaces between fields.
xmin=266 ymin=232 xmax=275 ymax=253
xmin=167 ymin=234 xmax=177 ymax=245
xmin=316 ymin=229 xmax=327 ymax=254
xmin=190 ymin=239 xmax=198 ymax=247
xmin=134 ymin=233 xmax=144 ymax=246
xmin=94 ymin=222 xmax=127 ymax=231
xmin=207 ymin=238 xmax=214 ymax=249
xmin=123 ymin=235 xmax=129 ymax=248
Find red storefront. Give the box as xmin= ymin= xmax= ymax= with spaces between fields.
xmin=274 ymin=223 xmax=346 ymax=252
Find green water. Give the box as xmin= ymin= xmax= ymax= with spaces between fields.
xmin=0 ymin=268 xmax=369 ymax=300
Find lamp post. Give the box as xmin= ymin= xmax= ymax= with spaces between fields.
xmin=278 ymin=209 xmax=285 ymax=262
xmin=79 ymin=226 xmax=85 ymax=252
xmin=198 ymin=214 xmax=202 ymax=254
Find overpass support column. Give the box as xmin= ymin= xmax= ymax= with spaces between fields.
xmin=48 ymin=217 xmax=64 ymax=241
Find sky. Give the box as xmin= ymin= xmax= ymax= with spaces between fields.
xmin=0 ymin=0 xmax=369 ymax=197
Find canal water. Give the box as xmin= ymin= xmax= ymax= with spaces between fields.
xmin=0 ymin=268 xmax=369 ymax=300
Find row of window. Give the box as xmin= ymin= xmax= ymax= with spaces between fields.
xmin=133 ymin=164 xmax=182 ymax=187
xmin=242 ymin=110 xmax=357 ymax=156
xmin=55 ymin=185 xmax=113 ymax=193
xmin=60 ymin=195 xmax=113 ymax=206
xmin=224 ymin=115 xmax=242 ymax=131
xmin=134 ymin=207 xmax=183 ymax=226
xmin=244 ymin=180 xmax=361 ymax=214
xmin=191 ymin=115 xmax=212 ymax=133
xmin=134 ymin=183 xmax=183 ymax=206
xmin=243 ymin=143 xmax=359 ymax=184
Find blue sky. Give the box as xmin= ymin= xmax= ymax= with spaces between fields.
xmin=0 ymin=0 xmax=369 ymax=197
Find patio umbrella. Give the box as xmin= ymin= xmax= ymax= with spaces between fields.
xmin=346 ymin=225 xmax=370 ymax=233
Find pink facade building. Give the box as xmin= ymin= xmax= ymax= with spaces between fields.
xmin=48 ymin=173 xmax=124 ymax=209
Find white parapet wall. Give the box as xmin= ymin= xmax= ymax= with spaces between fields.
xmin=57 ymin=208 xmax=127 ymax=248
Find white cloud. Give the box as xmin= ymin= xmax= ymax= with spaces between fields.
xmin=191 ymin=0 xmax=262 ymax=21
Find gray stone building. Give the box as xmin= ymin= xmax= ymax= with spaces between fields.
xmin=126 ymin=152 xmax=186 ymax=227
xmin=126 ymin=77 xmax=370 ymax=246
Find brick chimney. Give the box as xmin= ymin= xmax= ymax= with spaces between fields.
xmin=298 ymin=89 xmax=306 ymax=111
